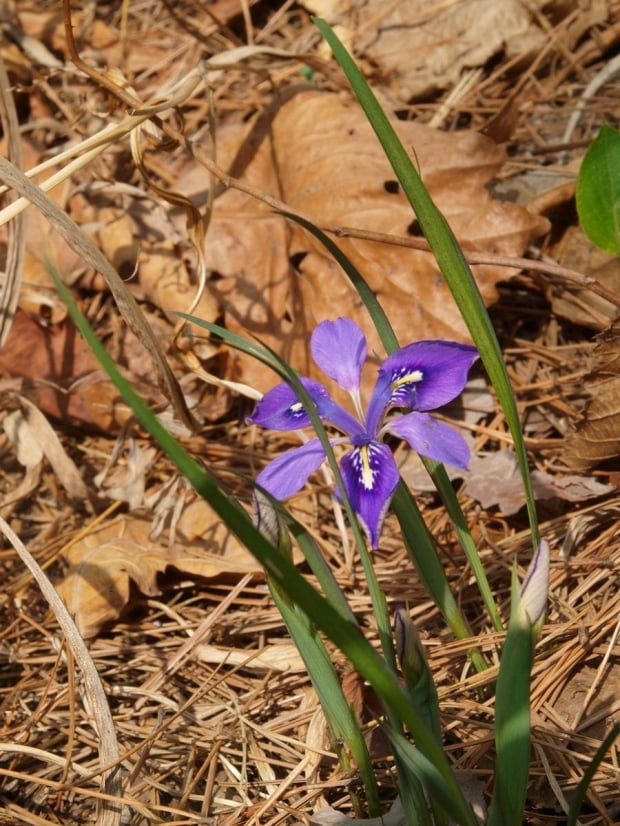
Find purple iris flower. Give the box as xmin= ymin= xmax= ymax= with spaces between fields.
xmin=249 ymin=318 xmax=478 ymax=548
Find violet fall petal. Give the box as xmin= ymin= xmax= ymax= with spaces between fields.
xmin=311 ymin=317 xmax=367 ymax=393
xmin=248 ymin=378 xmax=330 ymax=431
xmin=339 ymin=440 xmax=400 ymax=548
xmin=387 ymin=411 xmax=471 ymax=469
xmin=255 ymin=438 xmax=328 ymax=499
xmin=380 ymin=340 xmax=478 ymax=411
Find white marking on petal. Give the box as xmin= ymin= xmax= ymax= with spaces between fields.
xmin=391 ymin=368 xmax=424 ymax=394
xmin=352 ymin=444 xmax=378 ymax=490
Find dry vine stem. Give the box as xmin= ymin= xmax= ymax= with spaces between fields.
xmin=0 ymin=516 xmax=122 ymax=826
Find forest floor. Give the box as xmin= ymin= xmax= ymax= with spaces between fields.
xmin=0 ymin=1 xmax=619 ymax=825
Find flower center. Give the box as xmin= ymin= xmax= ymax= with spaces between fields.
xmin=287 ymin=401 xmax=307 ymax=420
xmin=390 ymin=368 xmax=424 ymax=404
xmin=350 ymin=438 xmax=378 ymax=490
xmin=391 ymin=368 xmax=424 ymax=391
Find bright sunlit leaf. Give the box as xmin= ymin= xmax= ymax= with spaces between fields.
xmin=576 ymin=124 xmax=620 ymax=255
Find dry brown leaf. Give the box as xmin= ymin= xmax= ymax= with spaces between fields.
xmin=564 ymin=321 xmax=620 ymax=470
xmin=3 ymin=408 xmax=43 ymax=468
xmin=464 ymin=449 xmax=614 ymax=514
xmin=137 ymin=240 xmax=219 ymax=323
xmin=190 ymin=91 xmax=547 ymax=391
xmin=58 ymin=502 xmax=263 ymax=638
xmin=1 ymin=409 xmax=43 ymax=518
xmin=0 ymin=310 xmax=161 ymax=432
xmin=194 ymin=641 xmax=306 ymax=673
xmin=16 ymin=396 xmax=90 ymax=501
xmin=302 ymin=0 xmax=550 ymax=102
xmin=94 ymin=439 xmax=157 ymax=509
xmin=550 ymin=225 xmax=620 ymax=330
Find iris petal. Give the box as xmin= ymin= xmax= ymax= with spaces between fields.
xmin=339 ymin=440 xmax=400 ymax=548
xmin=379 ymin=340 xmax=478 ymax=411
xmin=311 ymin=318 xmax=367 ymax=393
xmin=256 ymin=438 xmax=328 ymax=499
xmin=387 ymin=411 xmax=470 ymax=469
xmin=248 ymin=378 xmax=330 ymax=430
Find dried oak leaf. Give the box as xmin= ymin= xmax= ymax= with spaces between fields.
xmin=301 ymin=0 xmax=550 ymax=102
xmin=550 ymin=225 xmax=620 ymax=330
xmin=0 ymin=309 xmax=167 ymax=432
xmin=564 ymin=321 xmax=620 ymax=470
xmin=58 ymin=501 xmax=263 ymax=638
xmin=464 ymin=449 xmax=614 ymax=515
xmin=195 ymin=91 xmax=547 ymax=391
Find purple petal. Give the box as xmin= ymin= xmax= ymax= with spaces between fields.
xmin=249 ymin=378 xmax=330 ymax=430
xmin=365 ymin=373 xmax=392 ymax=437
xmin=256 ymin=438 xmax=328 ymax=499
xmin=311 ymin=318 xmax=367 ymax=392
xmin=379 ymin=340 xmax=478 ymax=411
xmin=314 ymin=397 xmax=365 ymax=437
xmin=339 ymin=440 xmax=400 ymax=548
xmin=387 ymin=412 xmax=471 ymax=469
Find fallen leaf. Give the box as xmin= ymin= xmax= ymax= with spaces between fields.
xmin=1 ymin=408 xmax=43 ymax=518
xmin=58 ymin=501 xmax=264 ymax=638
xmin=194 ymin=641 xmax=305 ymax=672
xmin=553 ymin=663 xmax=620 ymax=741
xmin=187 ymin=91 xmax=547 ymax=391
xmin=550 ymin=225 xmax=620 ymax=329
xmin=564 ymin=320 xmax=620 ymax=469
xmin=463 ymin=449 xmax=614 ymax=515
xmin=94 ymin=439 xmax=157 ymax=510
xmin=3 ymin=408 xmax=43 ymax=468
xmin=17 ymin=396 xmax=90 ymax=501
xmin=0 ymin=309 xmax=170 ymax=432
xmin=302 ymin=0 xmax=550 ymax=102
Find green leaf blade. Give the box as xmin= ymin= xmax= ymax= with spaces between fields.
xmin=577 ymin=123 xmax=620 ymax=255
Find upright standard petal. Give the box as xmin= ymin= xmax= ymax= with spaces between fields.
xmin=387 ymin=411 xmax=471 ymax=469
xmin=311 ymin=318 xmax=367 ymax=393
xmin=256 ymin=438 xmax=328 ymax=499
xmin=379 ymin=340 xmax=478 ymax=411
xmin=248 ymin=378 xmax=330 ymax=431
xmin=339 ymin=439 xmax=400 ymax=548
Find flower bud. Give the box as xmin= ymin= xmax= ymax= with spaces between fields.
xmin=518 ymin=539 xmax=550 ymax=632
xmin=252 ymin=490 xmax=282 ymax=549
xmin=394 ymin=606 xmax=424 ymax=687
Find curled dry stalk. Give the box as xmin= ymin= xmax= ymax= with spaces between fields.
xmin=0 ymin=516 xmax=122 ymax=826
xmin=0 ymin=50 xmax=25 ymax=349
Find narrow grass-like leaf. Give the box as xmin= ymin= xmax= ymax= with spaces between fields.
xmin=53 ymin=270 xmax=478 ymax=824
xmin=388 ymin=727 xmax=462 ymax=825
xmin=422 ymin=457 xmax=503 ymax=632
xmin=313 ymin=16 xmax=539 ymax=548
xmin=487 ymin=574 xmax=535 ymax=826
xmin=270 ymin=586 xmax=380 ymax=816
xmin=393 ymin=482 xmax=488 ymax=675
xmin=567 ymin=722 xmax=619 ymax=826
xmin=392 ymin=744 xmax=438 ymax=826
xmin=576 ymin=124 xmax=620 ymax=255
